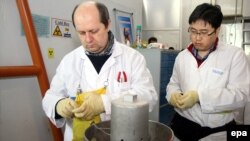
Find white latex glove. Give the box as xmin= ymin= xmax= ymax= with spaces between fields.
xmin=73 ymin=93 xmax=104 ymax=120
xmin=56 ymin=98 xmax=78 ymax=118
xmin=179 ymin=90 xmax=199 ymax=109
xmin=169 ymin=92 xmax=183 ymax=108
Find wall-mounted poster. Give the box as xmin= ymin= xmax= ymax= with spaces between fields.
xmin=114 ymin=8 xmax=134 ymax=47
xmin=21 ymin=14 xmax=50 ymax=38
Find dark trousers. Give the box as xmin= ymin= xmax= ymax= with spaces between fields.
xmin=170 ymin=113 xmax=236 ymax=141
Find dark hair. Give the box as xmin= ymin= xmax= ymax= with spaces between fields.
xmin=168 ymin=47 xmax=174 ymax=50
xmin=148 ymin=37 xmax=157 ymax=44
xmin=188 ymin=3 xmax=223 ymax=29
xmin=72 ymin=2 xmax=110 ymax=28
xmin=72 ymin=5 xmax=79 ymax=28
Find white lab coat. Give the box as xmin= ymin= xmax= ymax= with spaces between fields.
xmin=42 ymin=40 xmax=158 ymax=141
xmin=167 ymin=42 xmax=250 ymax=141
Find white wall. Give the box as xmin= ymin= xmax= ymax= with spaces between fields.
xmin=142 ymin=0 xmax=182 ymax=50
xmin=0 ymin=0 xmax=142 ymax=140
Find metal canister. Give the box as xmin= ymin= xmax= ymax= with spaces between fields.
xmin=111 ymin=94 xmax=149 ymax=141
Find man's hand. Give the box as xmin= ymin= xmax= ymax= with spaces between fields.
xmin=169 ymin=92 xmax=183 ymax=108
xmin=73 ymin=93 xmax=104 ymax=120
xmin=56 ymin=98 xmax=78 ymax=118
xmin=179 ymin=90 xmax=199 ymax=109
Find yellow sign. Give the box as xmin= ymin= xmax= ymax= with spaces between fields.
xmin=51 ymin=18 xmax=72 ymax=38
xmin=53 ymin=26 xmax=62 ymax=36
xmin=48 ymin=48 xmax=54 ymax=58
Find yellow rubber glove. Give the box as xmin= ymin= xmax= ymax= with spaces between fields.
xmin=72 ymin=88 xmax=105 ymax=141
xmin=56 ymin=98 xmax=78 ymax=118
xmin=179 ymin=90 xmax=199 ymax=109
xmin=73 ymin=93 xmax=104 ymax=120
xmin=169 ymin=92 xmax=183 ymax=108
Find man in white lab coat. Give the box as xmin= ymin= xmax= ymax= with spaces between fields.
xmin=42 ymin=1 xmax=157 ymax=140
xmin=166 ymin=3 xmax=250 ymax=141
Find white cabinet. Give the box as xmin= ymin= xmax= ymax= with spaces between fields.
xmin=137 ymin=49 xmax=161 ymax=121
xmin=215 ymin=0 xmax=250 ymax=17
xmin=137 ymin=48 xmax=180 ymax=125
xmin=191 ymin=0 xmax=246 ymax=17
xmin=242 ymin=0 xmax=250 ymax=16
xmin=215 ymin=0 xmax=243 ymax=16
xmin=142 ymin=0 xmax=182 ymax=50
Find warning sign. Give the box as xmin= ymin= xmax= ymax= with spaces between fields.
xmin=51 ymin=18 xmax=73 ymax=38
xmin=48 ymin=48 xmax=54 ymax=59
xmin=53 ymin=26 xmax=62 ymax=36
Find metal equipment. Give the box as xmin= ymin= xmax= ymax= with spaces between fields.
xmin=84 ymin=94 xmax=174 ymax=141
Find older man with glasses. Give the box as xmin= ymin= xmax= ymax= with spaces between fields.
xmin=166 ymin=3 xmax=250 ymax=141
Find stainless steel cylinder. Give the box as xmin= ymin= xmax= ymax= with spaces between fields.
xmin=111 ymin=94 xmax=149 ymax=141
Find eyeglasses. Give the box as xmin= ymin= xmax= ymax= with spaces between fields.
xmin=188 ymin=27 xmax=216 ymax=38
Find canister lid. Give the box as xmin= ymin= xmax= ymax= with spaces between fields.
xmin=111 ymin=94 xmax=149 ymax=109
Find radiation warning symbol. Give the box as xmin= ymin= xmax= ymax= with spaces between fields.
xmin=53 ymin=25 xmax=62 ymax=36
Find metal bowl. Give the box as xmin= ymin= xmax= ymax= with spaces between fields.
xmin=85 ymin=120 xmax=174 ymax=141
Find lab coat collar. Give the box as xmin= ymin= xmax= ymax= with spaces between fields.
xmin=78 ymin=39 xmax=123 ymax=60
xmin=77 ymin=39 xmax=123 ymax=74
xmin=111 ymin=40 xmax=123 ymax=57
xmin=187 ymin=38 xmax=218 ymax=67
xmin=99 ymin=40 xmax=123 ymax=74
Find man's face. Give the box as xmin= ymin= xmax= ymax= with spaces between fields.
xmin=189 ymin=20 xmax=219 ymax=52
xmin=74 ymin=4 xmax=110 ymax=54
